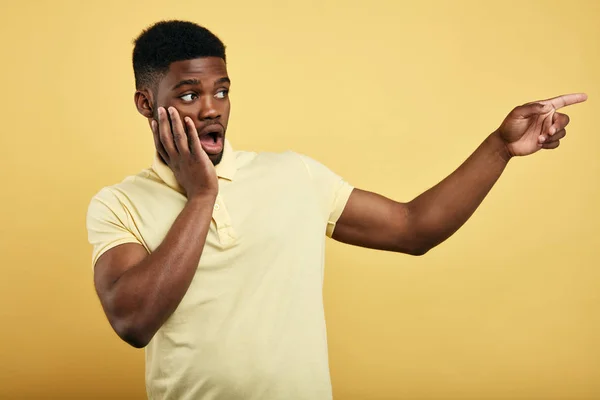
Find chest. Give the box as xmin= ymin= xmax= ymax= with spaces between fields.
xmin=132 ymin=167 xmax=325 ymax=260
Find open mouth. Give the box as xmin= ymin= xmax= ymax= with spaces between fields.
xmin=198 ymin=126 xmax=224 ymax=155
xmin=207 ymin=132 xmax=219 ymax=143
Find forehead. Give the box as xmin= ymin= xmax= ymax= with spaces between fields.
xmin=160 ymin=57 xmax=228 ymax=89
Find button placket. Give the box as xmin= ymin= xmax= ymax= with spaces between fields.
xmin=211 ymin=195 xmax=237 ymax=247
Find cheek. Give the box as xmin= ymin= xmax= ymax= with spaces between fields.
xmin=172 ymin=103 xmax=199 ymax=121
xmin=222 ymin=102 xmax=231 ymax=120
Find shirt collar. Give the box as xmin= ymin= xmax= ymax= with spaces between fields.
xmin=152 ymin=139 xmax=237 ymax=193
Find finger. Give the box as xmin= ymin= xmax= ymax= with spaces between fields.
xmin=151 ymin=119 xmax=169 ymax=163
xmin=549 ymin=113 xmax=570 ymax=135
xmin=543 ymin=110 xmax=553 ymax=137
xmin=158 ymin=107 xmax=178 ymax=158
xmin=542 ymin=140 xmax=560 ymax=150
xmin=536 ymin=112 xmax=554 ymax=144
xmin=541 ymin=93 xmax=587 ymax=110
xmin=184 ymin=117 xmax=204 ymax=158
xmin=512 ymin=102 xmax=552 ymax=118
xmin=168 ymin=107 xmax=190 ymax=156
xmin=546 ymin=129 xmax=566 ymax=143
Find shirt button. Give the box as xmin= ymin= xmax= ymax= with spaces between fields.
xmin=214 ymin=204 xmax=220 ymax=211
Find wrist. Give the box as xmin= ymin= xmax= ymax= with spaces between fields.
xmin=488 ymin=130 xmax=513 ymax=163
xmin=187 ymin=192 xmax=218 ymax=207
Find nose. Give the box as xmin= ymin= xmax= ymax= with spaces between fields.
xmin=199 ymin=94 xmax=220 ymax=120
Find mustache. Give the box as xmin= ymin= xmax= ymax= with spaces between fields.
xmin=197 ymin=120 xmax=224 ymax=131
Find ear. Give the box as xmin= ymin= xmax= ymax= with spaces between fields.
xmin=134 ymin=89 xmax=155 ymax=119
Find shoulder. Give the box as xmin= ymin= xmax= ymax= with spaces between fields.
xmin=87 ymin=168 xmax=158 ymax=215
xmin=234 ymin=148 xmax=312 ymax=175
xmin=234 ymin=148 xmax=347 ymax=187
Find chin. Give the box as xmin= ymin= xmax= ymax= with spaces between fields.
xmin=210 ymin=151 xmax=224 ymax=166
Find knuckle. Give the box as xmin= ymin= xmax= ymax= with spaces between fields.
xmin=160 ymin=137 xmax=172 ymax=148
xmin=173 ymin=133 xmax=183 ymax=141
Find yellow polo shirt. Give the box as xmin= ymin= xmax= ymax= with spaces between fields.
xmin=86 ymin=140 xmax=354 ymax=400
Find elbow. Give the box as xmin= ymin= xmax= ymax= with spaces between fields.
xmin=391 ymin=240 xmax=432 ymax=256
xmin=395 ymin=227 xmax=435 ymax=256
xmin=102 ymin=292 xmax=156 ymax=348
xmin=122 ymin=332 xmax=151 ymax=349
xmin=401 ymin=203 xmax=436 ymax=256
xmin=406 ymin=245 xmax=431 ymax=256
xmin=403 ymin=241 xmax=433 ymax=256
xmin=111 ymin=317 xmax=154 ymax=349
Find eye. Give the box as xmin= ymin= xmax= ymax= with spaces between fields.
xmin=179 ymin=93 xmax=197 ymax=102
xmin=215 ymin=89 xmax=229 ymax=99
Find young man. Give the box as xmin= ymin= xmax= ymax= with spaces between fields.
xmin=86 ymin=20 xmax=586 ymax=400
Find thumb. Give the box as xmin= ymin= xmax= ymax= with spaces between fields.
xmin=512 ymin=102 xmax=552 ymax=118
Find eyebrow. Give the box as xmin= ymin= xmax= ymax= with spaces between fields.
xmin=172 ymin=77 xmax=231 ymax=90
xmin=215 ymin=77 xmax=231 ymax=85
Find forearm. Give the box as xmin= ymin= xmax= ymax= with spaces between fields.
xmin=110 ymin=195 xmax=215 ymax=346
xmin=407 ymin=131 xmax=511 ymax=251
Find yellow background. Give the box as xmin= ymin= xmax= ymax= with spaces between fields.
xmin=1 ymin=0 xmax=598 ymax=398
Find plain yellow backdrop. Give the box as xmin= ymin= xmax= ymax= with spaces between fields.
xmin=0 ymin=0 xmax=598 ymax=399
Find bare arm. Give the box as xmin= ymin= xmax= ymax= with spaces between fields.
xmin=333 ymin=93 xmax=587 ymax=255
xmin=93 ymin=107 xmax=218 ymax=348
xmin=333 ymin=133 xmax=507 ymax=255
xmin=94 ymin=196 xmax=215 ymax=348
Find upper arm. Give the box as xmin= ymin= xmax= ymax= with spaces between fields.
xmin=86 ymin=189 xmax=148 ymax=301
xmin=296 ymin=154 xmax=354 ymax=236
xmin=332 ymin=188 xmax=420 ymax=254
xmin=295 ymin=154 xmax=420 ymax=254
xmin=93 ymin=243 xmax=148 ymax=303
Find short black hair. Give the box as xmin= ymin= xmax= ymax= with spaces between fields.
xmin=132 ymin=20 xmax=226 ymax=90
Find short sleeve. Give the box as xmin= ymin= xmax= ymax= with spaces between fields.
xmin=86 ymin=188 xmax=143 ymax=268
xmin=298 ymin=154 xmax=354 ymax=237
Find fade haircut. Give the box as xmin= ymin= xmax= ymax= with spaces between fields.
xmin=132 ymin=20 xmax=226 ymax=91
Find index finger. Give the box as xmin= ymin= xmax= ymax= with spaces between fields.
xmin=151 ymin=119 xmax=169 ymax=163
xmin=542 ymin=93 xmax=588 ymax=110
xmin=157 ymin=107 xmax=178 ymax=157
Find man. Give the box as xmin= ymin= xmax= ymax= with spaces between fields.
xmin=86 ymin=20 xmax=586 ymax=400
